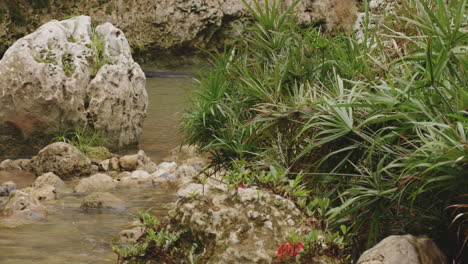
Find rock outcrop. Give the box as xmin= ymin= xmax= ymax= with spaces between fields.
xmin=357 ymin=235 xmax=446 ymax=264
xmin=31 ymin=142 xmax=92 ymax=179
xmin=0 ymin=1 xmax=357 ymax=60
xmin=0 ymin=15 xmax=148 ymax=157
xmin=169 ymin=184 xmax=308 ymax=264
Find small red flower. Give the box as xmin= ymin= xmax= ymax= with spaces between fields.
xmin=277 ymin=241 xmax=304 ymax=260
xmin=235 ymin=184 xmax=244 ymax=189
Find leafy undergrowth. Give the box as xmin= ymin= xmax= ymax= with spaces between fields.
xmin=112 ymin=211 xmax=212 ymax=264
xmin=182 ymin=0 xmax=467 ymax=262
xmin=113 ymin=196 xmax=349 ymax=264
xmin=52 ymin=125 xmax=110 ymax=157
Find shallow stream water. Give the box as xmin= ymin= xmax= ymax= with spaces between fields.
xmin=0 ymin=72 xmax=196 ymax=263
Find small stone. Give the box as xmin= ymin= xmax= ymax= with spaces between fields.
xmin=119 ymin=170 xmax=152 ymax=186
xmin=0 ymin=159 xmax=31 ymax=171
xmin=168 ymin=165 xmax=198 ymax=185
xmin=118 ymin=227 xmax=144 ymax=243
xmin=0 ymin=181 xmax=17 ymax=196
xmin=33 ymin=172 xmax=65 ymax=188
xmin=85 ymin=146 xmax=113 ymax=161
xmin=100 ymin=159 xmax=110 ymax=171
xmin=109 ymin=157 xmax=120 ymax=171
xmin=119 ymin=154 xmax=138 ymax=171
xmin=158 ymin=161 xmax=177 ymax=174
xmin=81 ymin=192 xmax=125 ymax=210
xmin=22 ymin=185 xmax=57 ymax=201
xmin=74 ymin=173 xmax=116 ymax=193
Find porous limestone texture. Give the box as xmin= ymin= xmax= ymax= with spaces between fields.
xmin=74 ymin=173 xmax=116 ymax=193
xmin=0 ymin=159 xmax=31 ymax=171
xmin=0 ymin=1 xmax=357 ymax=58
xmin=81 ymin=192 xmax=125 ymax=211
xmin=31 ymin=142 xmax=92 ymax=179
xmin=0 ymin=181 xmax=16 ymax=196
xmin=0 ymin=15 xmax=147 ymax=157
xmin=357 ymin=235 xmax=446 ymax=264
xmin=22 ymin=185 xmax=57 ymax=201
xmin=0 ymin=190 xmax=47 ymax=221
xmin=171 ymin=184 xmax=309 ymax=264
xmin=33 ymin=172 xmax=66 ymax=188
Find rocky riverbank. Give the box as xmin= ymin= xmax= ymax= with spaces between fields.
xmin=0 ymin=142 xmax=448 ymax=264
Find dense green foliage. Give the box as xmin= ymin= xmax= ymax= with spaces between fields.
xmin=183 ymin=0 xmax=467 ymax=261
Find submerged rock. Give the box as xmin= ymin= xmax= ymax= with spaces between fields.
xmin=0 ymin=190 xmax=47 ymax=221
xmin=33 ymin=172 xmax=66 ymax=188
xmin=81 ymin=192 xmax=125 ymax=211
xmin=0 ymin=159 xmax=31 ymax=171
xmin=357 ymin=235 xmax=446 ymax=264
xmin=22 ymin=185 xmax=57 ymax=201
xmin=0 ymin=181 xmax=17 ymax=196
xmin=0 ymin=15 xmax=147 ymax=157
xmin=31 ymin=143 xmax=92 ymax=179
xmin=74 ymin=173 xmax=116 ymax=193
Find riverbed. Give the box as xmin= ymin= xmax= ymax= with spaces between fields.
xmin=0 ymin=74 xmax=195 ymax=263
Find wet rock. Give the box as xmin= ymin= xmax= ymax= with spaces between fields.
xmin=99 ymin=159 xmax=110 ymax=171
xmin=119 ymin=154 xmax=138 ymax=171
xmin=22 ymin=185 xmax=57 ymax=201
xmin=158 ymin=161 xmax=178 ymax=174
xmin=0 ymin=16 xmax=148 ymax=157
xmin=170 ymin=184 xmax=306 ymax=264
xmin=119 ymin=170 xmax=152 ymax=186
xmin=0 ymin=190 xmax=47 ymax=221
xmin=357 ymin=235 xmax=446 ymax=264
xmin=0 ymin=159 xmax=31 ymax=171
xmin=81 ymin=192 xmax=125 ymax=211
xmin=74 ymin=173 xmax=116 ymax=193
xmin=151 ymin=169 xmax=171 ymax=185
xmin=182 ymin=157 xmax=208 ymax=168
xmin=168 ymin=165 xmax=199 ymax=185
xmin=109 ymin=157 xmax=121 ymax=171
xmin=151 ymin=169 xmax=170 ymax=179
xmin=31 ymin=142 xmax=92 ymax=179
xmin=0 ymin=181 xmax=17 ymax=196
xmin=119 ymin=150 xmax=157 ymax=173
xmin=85 ymin=146 xmax=113 ymax=161
xmin=33 ymin=172 xmax=66 ymax=188
xmin=118 ymin=226 xmax=145 ymax=244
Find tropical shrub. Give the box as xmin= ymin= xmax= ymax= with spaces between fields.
xmin=183 ymin=0 xmax=467 ymax=261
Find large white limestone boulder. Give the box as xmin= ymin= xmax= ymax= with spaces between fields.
xmin=0 ymin=16 xmax=148 ymax=157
